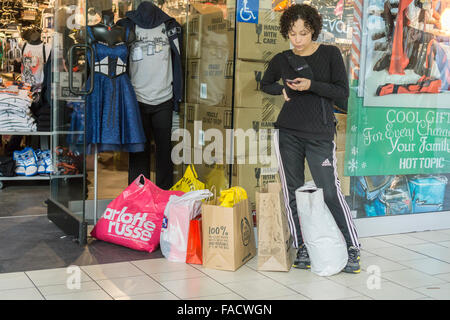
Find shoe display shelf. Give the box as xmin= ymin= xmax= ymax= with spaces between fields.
xmin=0 ymin=131 xmax=84 ymax=189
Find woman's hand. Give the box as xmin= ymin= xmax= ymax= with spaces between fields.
xmin=282 ymin=88 xmax=290 ymax=101
xmin=286 ymin=78 xmax=311 ymax=92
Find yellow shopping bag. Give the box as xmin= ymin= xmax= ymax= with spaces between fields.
xmin=170 ymin=165 xmax=206 ymax=192
xmin=218 ymin=186 xmax=248 ymax=208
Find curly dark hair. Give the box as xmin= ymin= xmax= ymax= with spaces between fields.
xmin=279 ymin=4 xmax=323 ymax=41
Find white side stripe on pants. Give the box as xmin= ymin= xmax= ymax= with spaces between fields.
xmin=273 ymin=130 xmax=299 ymax=248
xmin=332 ymin=141 xmax=360 ymax=248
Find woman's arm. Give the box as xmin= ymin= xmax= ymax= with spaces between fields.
xmin=308 ymin=46 xmax=349 ymax=100
xmin=260 ymin=54 xmax=284 ymax=95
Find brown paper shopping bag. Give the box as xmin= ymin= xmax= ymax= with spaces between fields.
xmin=202 ymin=198 xmax=256 ymax=271
xmin=256 ymin=183 xmax=296 ymax=272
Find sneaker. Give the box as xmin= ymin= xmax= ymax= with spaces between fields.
xmin=13 ymin=150 xmax=26 ymax=176
xmin=343 ymin=246 xmax=361 ymax=274
xmin=293 ymin=244 xmax=311 ymax=269
xmin=21 ymin=147 xmax=38 ymax=177
xmin=35 ymin=149 xmax=46 ymax=175
xmin=41 ymin=150 xmax=53 ymax=174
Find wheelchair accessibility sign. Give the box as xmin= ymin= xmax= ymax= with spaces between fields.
xmin=237 ymin=0 xmax=259 ymax=24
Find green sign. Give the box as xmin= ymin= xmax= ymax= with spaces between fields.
xmin=344 ymin=83 xmax=450 ymax=176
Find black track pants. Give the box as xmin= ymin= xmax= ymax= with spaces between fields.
xmin=274 ymin=129 xmax=360 ymax=249
xmin=128 ymin=99 xmax=173 ymax=189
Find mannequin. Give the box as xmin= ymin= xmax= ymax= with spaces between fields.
xmin=21 ymin=27 xmax=50 ymax=86
xmin=118 ymin=1 xmax=183 ymax=189
xmin=28 ymin=28 xmax=43 ymax=45
xmin=84 ymin=7 xmax=146 ymax=154
xmin=87 ymin=9 xmax=135 ymax=46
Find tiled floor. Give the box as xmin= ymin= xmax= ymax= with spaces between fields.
xmin=1 ymin=229 xmax=450 ymax=300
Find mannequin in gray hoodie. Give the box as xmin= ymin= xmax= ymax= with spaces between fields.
xmin=118 ymin=1 xmax=183 ymax=189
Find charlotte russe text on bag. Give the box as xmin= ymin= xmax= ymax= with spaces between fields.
xmin=102 ymin=206 xmax=157 ymax=242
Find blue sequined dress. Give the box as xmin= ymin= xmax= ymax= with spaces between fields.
xmin=86 ymin=26 xmax=146 ymax=153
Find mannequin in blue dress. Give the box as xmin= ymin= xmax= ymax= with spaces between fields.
xmin=85 ymin=9 xmax=146 ymax=153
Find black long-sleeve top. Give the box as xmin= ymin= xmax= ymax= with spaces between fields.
xmin=261 ymin=44 xmax=349 ymax=141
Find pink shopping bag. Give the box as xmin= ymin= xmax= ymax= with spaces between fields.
xmin=91 ymin=175 xmax=184 ymax=252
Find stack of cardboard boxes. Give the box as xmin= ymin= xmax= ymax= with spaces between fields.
xmin=181 ymin=5 xmax=290 ymax=215
xmin=230 ymin=9 xmax=289 ymax=217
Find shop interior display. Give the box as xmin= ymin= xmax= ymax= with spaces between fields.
xmin=0 ymin=0 xmax=447 ymax=254
xmin=0 ymin=0 xmax=53 ymax=188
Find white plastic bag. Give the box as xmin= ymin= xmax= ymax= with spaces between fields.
xmin=160 ymin=189 xmax=213 ymax=263
xmin=295 ymin=182 xmax=348 ymax=276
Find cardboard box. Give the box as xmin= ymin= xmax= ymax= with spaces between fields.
xmin=198 ymin=48 xmax=234 ymax=107
xmin=335 ymin=113 xmax=347 ymax=151
xmin=186 ymin=53 xmax=234 ymax=106
xmin=227 ymin=0 xmax=274 ymax=10
xmin=234 ymin=59 xmax=285 ymax=108
xmin=186 ymin=59 xmax=200 ymax=104
xmin=186 ymin=6 xmax=233 ymax=59
xmin=232 ymin=105 xmax=282 ymax=162
xmin=228 ymin=9 xmax=290 ymax=62
xmin=178 ymin=103 xmax=233 ymax=153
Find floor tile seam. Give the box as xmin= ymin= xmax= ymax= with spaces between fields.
xmin=42 ymin=286 xmax=113 ymax=300
xmin=361 ymin=244 xmax=450 ymax=265
xmin=347 ymin=277 xmax=436 ymax=300
xmin=0 ymin=214 xmax=47 ymax=220
xmin=129 ymin=260 xmax=203 ymax=276
xmin=174 ymin=268 xmax=250 ymax=300
xmin=285 ymin=281 xmax=364 ymax=300
xmin=375 ymin=273 xmax=448 ymax=290
xmin=129 ymin=261 xmax=210 ymax=280
xmin=362 ymin=262 xmax=449 ymax=287
xmin=347 ymin=280 xmax=427 ymax=299
xmin=87 ymin=271 xmax=165 ymax=300
xmin=128 ymin=261 xmax=185 ymax=300
xmin=384 ymin=242 xmax=450 ymax=265
xmin=227 ymin=272 xmax=326 ymax=299
xmin=25 ymin=267 xmax=97 ymax=286
xmin=26 ymin=268 xmax=113 ymax=300
xmin=80 ymin=265 xmax=147 ymax=282
xmin=325 ymin=272 xmax=391 ymax=294
xmin=405 ymin=233 xmax=450 ymax=243
xmin=43 ymin=289 xmax=113 ymax=300
xmin=23 ymin=272 xmax=46 ymax=300
xmin=394 ymin=259 xmax=450 ymax=275
xmin=91 ymin=276 xmax=141 ymax=300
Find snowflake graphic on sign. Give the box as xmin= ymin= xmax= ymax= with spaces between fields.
xmin=348 ymin=159 xmax=358 ymax=173
xmin=351 ymin=147 xmax=358 ymax=156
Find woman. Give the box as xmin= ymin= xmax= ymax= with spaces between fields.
xmin=261 ymin=4 xmax=361 ymax=274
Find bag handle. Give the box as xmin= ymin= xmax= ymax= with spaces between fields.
xmin=189 ymin=164 xmax=199 ymax=179
xmin=206 ymin=185 xmax=217 ymax=205
xmin=133 ymin=174 xmax=147 ymax=186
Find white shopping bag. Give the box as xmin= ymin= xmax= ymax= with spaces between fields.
xmin=160 ymin=189 xmax=213 ymax=263
xmin=295 ymin=181 xmax=348 ymax=276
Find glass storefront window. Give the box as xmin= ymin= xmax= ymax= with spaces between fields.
xmin=179 ymin=0 xmax=449 ymax=220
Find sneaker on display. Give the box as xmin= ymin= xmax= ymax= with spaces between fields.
xmin=42 ymin=150 xmax=53 ymax=174
xmin=21 ymin=147 xmax=38 ymax=177
xmin=35 ymin=149 xmax=46 ymax=175
xmin=13 ymin=150 xmax=26 ymax=176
